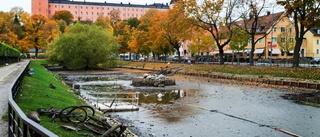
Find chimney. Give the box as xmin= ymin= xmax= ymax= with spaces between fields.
xmin=267 ymin=11 xmax=271 ymax=15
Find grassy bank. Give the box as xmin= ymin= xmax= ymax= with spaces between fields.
xmin=15 ymin=60 xmax=92 ymax=136
xmin=118 ymin=61 xmax=320 ymax=80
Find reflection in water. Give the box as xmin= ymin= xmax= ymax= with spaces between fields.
xmin=136 ymin=89 xmax=198 ymax=123
xmin=64 ymin=74 xmax=200 ymax=123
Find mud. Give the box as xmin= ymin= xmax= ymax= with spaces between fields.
xmin=60 ymin=68 xmax=320 ymax=137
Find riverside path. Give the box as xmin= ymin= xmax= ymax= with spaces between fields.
xmin=0 ymin=60 xmax=29 ymax=136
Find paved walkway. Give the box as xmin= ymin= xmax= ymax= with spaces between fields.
xmin=0 ymin=60 xmax=29 ymax=136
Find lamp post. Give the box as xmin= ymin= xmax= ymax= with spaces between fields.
xmin=270 ymin=3 xmax=276 ymax=65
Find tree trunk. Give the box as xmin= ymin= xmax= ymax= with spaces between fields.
xmin=218 ymin=47 xmax=224 ymax=64
xmin=249 ymin=36 xmax=255 ymax=66
xmin=35 ymin=47 xmax=39 ymax=58
xmin=292 ymin=39 xmax=303 ymax=67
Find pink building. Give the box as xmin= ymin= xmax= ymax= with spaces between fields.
xmin=32 ymin=0 xmax=170 ymax=21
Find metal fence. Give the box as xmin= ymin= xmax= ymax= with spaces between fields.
xmin=8 ymin=60 xmax=57 ymax=137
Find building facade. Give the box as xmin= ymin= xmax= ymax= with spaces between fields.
xmin=32 ymin=0 xmax=170 ymax=21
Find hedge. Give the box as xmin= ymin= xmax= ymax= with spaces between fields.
xmin=0 ymin=42 xmax=20 ymax=57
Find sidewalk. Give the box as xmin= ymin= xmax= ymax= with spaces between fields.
xmin=0 ymin=60 xmax=30 ymax=136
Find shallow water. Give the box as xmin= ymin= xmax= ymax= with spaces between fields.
xmin=64 ymin=73 xmax=320 ymax=137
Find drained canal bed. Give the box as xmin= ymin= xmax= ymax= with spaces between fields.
xmin=61 ymin=70 xmax=320 ymax=137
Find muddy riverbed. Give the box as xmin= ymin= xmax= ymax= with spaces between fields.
xmin=60 ymin=68 xmax=320 ymax=137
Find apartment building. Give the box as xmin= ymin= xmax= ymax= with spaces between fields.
xmin=32 ymin=0 xmax=170 ymax=21
xmin=207 ymin=11 xmax=307 ymax=60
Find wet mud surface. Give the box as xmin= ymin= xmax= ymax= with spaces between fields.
xmin=61 ymin=68 xmax=320 ymax=137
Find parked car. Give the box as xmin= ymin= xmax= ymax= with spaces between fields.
xmin=309 ymin=58 xmax=320 ymax=64
xmin=184 ymin=57 xmax=195 ymax=63
xmin=172 ymin=56 xmax=180 ymax=62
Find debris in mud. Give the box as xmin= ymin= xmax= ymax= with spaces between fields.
xmin=132 ymin=74 xmax=175 ymax=87
xmin=281 ymin=92 xmax=320 ymax=106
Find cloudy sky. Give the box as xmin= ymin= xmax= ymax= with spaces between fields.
xmin=0 ymin=0 xmax=172 ymax=13
xmin=0 ymin=0 xmax=283 ymax=14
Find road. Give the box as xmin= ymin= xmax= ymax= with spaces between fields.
xmin=0 ymin=60 xmax=29 ymax=136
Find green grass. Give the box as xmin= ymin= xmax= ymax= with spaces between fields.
xmin=15 ymin=60 xmax=99 ymax=137
xmin=119 ymin=61 xmax=320 ymax=80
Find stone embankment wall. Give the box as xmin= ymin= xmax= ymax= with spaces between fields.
xmin=122 ymin=66 xmax=320 ymax=90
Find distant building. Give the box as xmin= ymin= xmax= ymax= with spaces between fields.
xmin=32 ymin=0 xmax=170 ymax=21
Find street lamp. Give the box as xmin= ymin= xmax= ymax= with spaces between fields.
xmin=269 ymin=3 xmax=277 ymax=65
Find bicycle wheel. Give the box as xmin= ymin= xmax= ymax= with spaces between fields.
xmin=67 ymin=106 xmax=87 ymax=123
xmin=59 ymin=106 xmax=77 ymax=123
xmin=78 ymin=106 xmax=95 ymax=118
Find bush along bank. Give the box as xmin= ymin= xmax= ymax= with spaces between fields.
xmin=0 ymin=42 xmax=20 ymax=65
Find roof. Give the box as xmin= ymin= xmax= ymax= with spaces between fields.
xmin=309 ymin=27 xmax=320 ymax=36
xmin=48 ymin=0 xmax=170 ymax=9
xmin=234 ymin=12 xmax=284 ymax=34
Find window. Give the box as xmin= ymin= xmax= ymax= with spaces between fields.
xmin=281 ymin=27 xmax=286 ymax=33
xmin=38 ymin=8 xmax=41 ymax=12
xmin=289 ymin=38 xmax=294 ymax=43
xmin=272 ymin=37 xmax=276 ymax=43
xmin=69 ymin=6 xmax=70 ymax=8
xmin=318 ymin=30 xmax=320 ymax=34
xmin=317 ymin=39 xmax=320 ymax=45
xmin=75 ymin=6 xmax=77 ymax=8
xmin=91 ymin=7 xmax=93 ymax=9
xmin=289 ymin=28 xmax=292 ymax=34
xmin=62 ymin=5 xmax=63 ymax=8
xmin=317 ymin=49 xmax=319 ymax=54
xmin=248 ymin=38 xmax=252 ymax=45
xmin=55 ymin=5 xmax=57 ymax=8
xmin=281 ymin=38 xmax=286 ymax=43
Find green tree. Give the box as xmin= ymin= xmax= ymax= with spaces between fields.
xmin=190 ymin=33 xmax=216 ymax=60
xmin=127 ymin=17 xmax=140 ymax=28
xmin=47 ymin=23 xmax=119 ymax=70
xmin=276 ymin=25 xmax=295 ymax=59
xmin=277 ymin=0 xmax=320 ymax=67
xmin=229 ymin=27 xmax=250 ymax=64
xmin=52 ymin=10 xmax=74 ymax=25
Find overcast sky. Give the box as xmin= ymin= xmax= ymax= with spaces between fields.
xmin=0 ymin=0 xmax=283 ymax=14
xmin=0 ymin=0 xmax=172 ymax=13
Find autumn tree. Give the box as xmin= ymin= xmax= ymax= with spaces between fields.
xmin=150 ymin=1 xmax=193 ymax=62
xmin=229 ymin=27 xmax=250 ymax=64
xmin=20 ymin=13 xmax=47 ymax=57
xmin=0 ymin=11 xmax=22 ymax=50
xmin=52 ymin=10 xmax=74 ymax=25
xmin=185 ymin=0 xmax=239 ymax=64
xmin=42 ymin=20 xmax=60 ymax=43
xmin=276 ymin=25 xmax=295 ymax=59
xmin=189 ymin=32 xmax=216 ymax=61
xmin=132 ymin=9 xmax=158 ymax=58
xmin=47 ymin=23 xmax=119 ymax=70
xmin=277 ymin=0 xmax=320 ymax=67
xmin=109 ymin=9 xmax=121 ymax=24
xmin=94 ymin=15 xmax=113 ymax=33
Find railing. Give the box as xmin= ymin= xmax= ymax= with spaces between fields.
xmin=8 ymin=60 xmax=58 ymax=137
